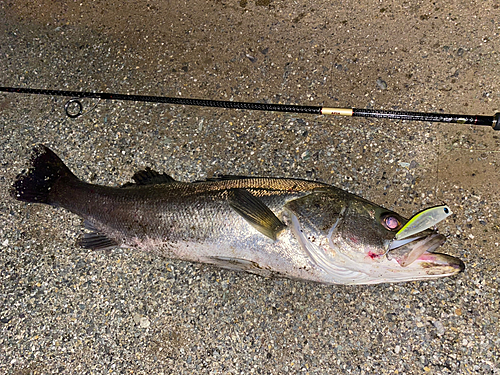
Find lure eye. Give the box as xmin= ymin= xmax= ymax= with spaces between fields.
xmin=443 ymin=207 xmax=450 ymax=214
xmin=382 ymin=215 xmax=401 ymax=231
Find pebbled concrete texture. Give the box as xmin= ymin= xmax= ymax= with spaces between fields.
xmin=1 ymin=1 xmax=499 ymax=374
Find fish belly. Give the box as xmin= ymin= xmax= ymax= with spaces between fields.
xmin=121 ymin=213 xmax=323 ymax=282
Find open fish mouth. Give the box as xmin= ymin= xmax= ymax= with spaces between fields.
xmin=387 ymin=232 xmax=449 ymax=267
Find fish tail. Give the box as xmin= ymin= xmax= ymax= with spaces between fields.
xmin=11 ymin=144 xmax=77 ymax=205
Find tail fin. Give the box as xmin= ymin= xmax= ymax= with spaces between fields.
xmin=11 ymin=144 xmax=77 ymax=204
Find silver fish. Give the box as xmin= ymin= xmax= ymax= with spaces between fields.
xmin=11 ymin=145 xmax=464 ymax=284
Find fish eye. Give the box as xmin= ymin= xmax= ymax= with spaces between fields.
xmin=381 ymin=214 xmax=401 ymax=231
xmin=443 ymin=207 xmax=449 ymax=214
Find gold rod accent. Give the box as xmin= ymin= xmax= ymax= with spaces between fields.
xmin=321 ymin=107 xmax=353 ymax=116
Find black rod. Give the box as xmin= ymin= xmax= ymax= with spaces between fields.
xmin=352 ymin=108 xmax=495 ymax=127
xmin=1 ymin=86 xmax=499 ymax=129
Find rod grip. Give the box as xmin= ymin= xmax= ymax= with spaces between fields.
xmin=493 ymin=113 xmax=500 ymax=130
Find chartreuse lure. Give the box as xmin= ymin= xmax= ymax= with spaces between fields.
xmin=395 ymin=205 xmax=452 ymax=240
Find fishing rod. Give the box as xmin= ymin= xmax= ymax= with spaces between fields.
xmin=1 ymin=86 xmax=499 ymax=130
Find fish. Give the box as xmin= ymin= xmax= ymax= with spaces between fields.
xmin=10 ymin=145 xmax=464 ymax=285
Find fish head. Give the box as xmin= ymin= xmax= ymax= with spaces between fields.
xmin=337 ymin=199 xmax=405 ymax=261
xmin=286 ymin=190 xmax=464 ymax=284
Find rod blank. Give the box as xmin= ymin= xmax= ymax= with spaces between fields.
xmin=1 ymin=86 xmax=499 ymax=130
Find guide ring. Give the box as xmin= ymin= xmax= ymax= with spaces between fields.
xmin=64 ymin=98 xmax=83 ymax=118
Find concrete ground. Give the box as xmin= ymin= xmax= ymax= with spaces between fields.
xmin=1 ymin=0 xmax=499 ymax=373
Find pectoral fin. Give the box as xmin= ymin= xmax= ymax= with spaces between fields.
xmin=228 ymin=189 xmax=285 ymax=240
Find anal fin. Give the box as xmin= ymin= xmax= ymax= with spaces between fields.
xmin=80 ymin=220 xmax=119 ymax=250
xmin=79 ymin=232 xmax=119 ymax=251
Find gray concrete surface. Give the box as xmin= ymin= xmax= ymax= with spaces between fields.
xmin=1 ymin=0 xmax=499 ymax=373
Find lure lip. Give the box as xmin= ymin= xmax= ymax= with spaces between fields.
xmin=387 ymin=228 xmax=435 ymax=251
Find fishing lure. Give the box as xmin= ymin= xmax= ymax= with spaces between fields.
xmin=395 ymin=205 xmax=452 ymax=240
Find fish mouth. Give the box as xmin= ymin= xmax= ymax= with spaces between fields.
xmin=386 ymin=231 xmax=464 ymax=273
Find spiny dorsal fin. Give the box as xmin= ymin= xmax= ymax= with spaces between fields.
xmin=122 ymin=167 xmax=176 ymax=187
xmin=228 ymin=189 xmax=285 ymax=240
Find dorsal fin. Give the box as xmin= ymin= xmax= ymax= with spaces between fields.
xmin=195 ymin=175 xmax=249 ymax=183
xmin=122 ymin=167 xmax=176 ymax=187
xmin=228 ymin=189 xmax=285 ymax=240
